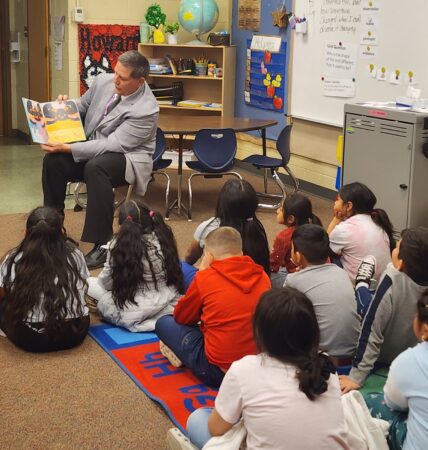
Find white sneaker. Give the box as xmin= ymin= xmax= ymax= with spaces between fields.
xmin=160 ymin=341 xmax=184 ymax=368
xmin=166 ymin=428 xmax=198 ymax=450
xmin=355 ymin=255 xmax=376 ymax=287
xmin=0 ymin=329 xmax=6 ymax=337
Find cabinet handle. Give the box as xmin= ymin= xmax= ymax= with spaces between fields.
xmin=399 ymin=184 xmax=408 ymax=190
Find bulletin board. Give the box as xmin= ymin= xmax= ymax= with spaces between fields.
xmin=290 ymin=0 xmax=428 ymax=127
xmin=245 ymin=39 xmax=286 ymax=113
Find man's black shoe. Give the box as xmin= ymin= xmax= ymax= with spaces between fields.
xmin=85 ymin=245 xmax=107 ymax=270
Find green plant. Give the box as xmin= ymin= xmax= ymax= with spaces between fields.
xmin=164 ymin=22 xmax=179 ymax=35
xmin=145 ymin=4 xmax=166 ymax=29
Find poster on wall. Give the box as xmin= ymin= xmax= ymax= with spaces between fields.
xmin=245 ymin=38 xmax=286 ymax=113
xmin=238 ymin=0 xmax=261 ymax=31
xmin=78 ymin=24 xmax=140 ymax=95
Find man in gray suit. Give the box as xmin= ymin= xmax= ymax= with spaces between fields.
xmin=42 ymin=51 xmax=159 ymax=268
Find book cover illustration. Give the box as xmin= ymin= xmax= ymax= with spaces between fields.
xmin=22 ymin=98 xmax=86 ymax=144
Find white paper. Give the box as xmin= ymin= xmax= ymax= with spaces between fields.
xmin=361 ymin=14 xmax=380 ymax=29
xmin=54 ymin=41 xmax=62 ymax=70
xmin=360 ymin=30 xmax=379 ymax=46
xmin=389 ymin=71 xmax=402 ymax=85
xmin=376 ymin=67 xmax=388 ymax=81
xmin=322 ymin=77 xmax=356 ymax=98
xmin=362 ymin=1 xmax=382 ymax=14
xmin=53 ymin=16 xmax=65 ymax=42
xmin=323 ymin=42 xmax=357 ymax=78
xmin=359 ymin=45 xmax=378 ymax=59
xmin=367 ymin=64 xmax=377 ymax=78
xmin=250 ymin=35 xmax=281 ymax=53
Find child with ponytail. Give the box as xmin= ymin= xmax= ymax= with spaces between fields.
xmin=87 ymin=200 xmax=184 ymax=332
xmin=175 ymin=287 xmax=349 ymax=450
xmin=328 ymin=182 xmax=394 ymax=282
xmin=270 ymin=193 xmax=322 ymax=287
xmin=0 ymin=207 xmax=90 ymax=352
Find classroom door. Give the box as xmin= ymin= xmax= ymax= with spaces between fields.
xmin=27 ymin=0 xmax=50 ymax=102
xmin=0 ymin=0 xmax=12 ymax=136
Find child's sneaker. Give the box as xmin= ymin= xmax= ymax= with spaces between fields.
xmin=166 ymin=428 xmax=198 ymax=450
xmin=160 ymin=341 xmax=184 ymax=367
xmin=355 ymin=255 xmax=376 ymax=288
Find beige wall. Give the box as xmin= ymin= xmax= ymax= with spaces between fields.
xmin=66 ymin=0 xmax=232 ymax=98
xmin=9 ymin=0 xmax=29 ymax=131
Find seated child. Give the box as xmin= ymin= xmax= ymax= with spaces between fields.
xmin=87 ymin=201 xmax=184 ymax=332
xmin=270 ymin=193 xmax=322 ymax=288
xmin=0 ymin=207 xmax=89 ymax=352
xmin=176 ymin=288 xmax=349 ymax=450
xmin=156 ymin=227 xmax=271 ymax=388
xmin=183 ymin=179 xmax=270 ymax=280
xmin=377 ymin=291 xmax=428 ymax=450
xmin=340 ymin=227 xmax=428 ymax=393
xmin=285 ymin=224 xmax=360 ymax=360
xmin=328 ymin=182 xmax=394 ymax=282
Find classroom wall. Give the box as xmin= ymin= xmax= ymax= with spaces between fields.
xmin=9 ymin=0 xmax=29 ymax=132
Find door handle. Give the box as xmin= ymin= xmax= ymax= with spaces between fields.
xmin=399 ymin=184 xmax=408 ymax=190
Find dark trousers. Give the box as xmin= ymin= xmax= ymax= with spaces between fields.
xmin=155 ymin=315 xmax=225 ymax=388
xmin=0 ymin=310 xmax=90 ymax=353
xmin=42 ymin=152 xmax=127 ymax=244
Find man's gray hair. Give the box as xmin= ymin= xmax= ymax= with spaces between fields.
xmin=118 ymin=50 xmax=150 ymax=79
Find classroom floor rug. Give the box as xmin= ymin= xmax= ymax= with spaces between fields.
xmin=89 ymin=324 xmax=218 ymax=432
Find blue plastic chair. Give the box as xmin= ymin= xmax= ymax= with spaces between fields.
xmin=74 ymin=128 xmax=172 ymax=216
xmin=241 ymin=124 xmax=299 ymax=210
xmin=185 ymin=128 xmax=242 ymax=219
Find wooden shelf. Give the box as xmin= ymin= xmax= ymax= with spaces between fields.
xmin=139 ymin=43 xmax=235 ymax=117
xmin=149 ymin=74 xmax=222 ymax=81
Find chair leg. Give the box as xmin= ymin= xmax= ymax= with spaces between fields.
xmin=284 ymin=164 xmax=299 ymax=192
xmin=188 ymin=173 xmax=194 ymax=221
xmin=153 ymin=171 xmax=171 ymax=219
xmin=74 ymin=182 xmax=87 ymax=209
xmin=125 ymin=184 xmax=133 ymax=202
xmin=263 ymin=168 xmax=268 ymax=193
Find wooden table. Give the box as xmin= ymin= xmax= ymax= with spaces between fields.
xmin=158 ymin=115 xmax=278 ymax=219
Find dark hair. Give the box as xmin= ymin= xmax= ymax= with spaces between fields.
xmin=253 ymin=287 xmax=335 ymax=400
xmin=416 ymin=291 xmax=428 ymax=324
xmin=1 ymin=207 xmax=86 ymax=334
xmin=398 ymin=227 xmax=428 ymax=285
xmin=282 ymin=193 xmax=322 ymax=227
xmin=111 ymin=201 xmax=184 ymax=310
xmin=118 ymin=50 xmax=150 ymax=79
xmin=292 ymin=224 xmax=330 ymax=264
xmin=215 ymin=179 xmax=270 ymax=274
xmin=339 ymin=182 xmax=395 ymax=252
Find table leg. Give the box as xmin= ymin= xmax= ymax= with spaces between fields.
xmin=166 ymin=133 xmax=190 ymax=220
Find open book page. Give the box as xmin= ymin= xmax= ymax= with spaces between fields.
xmin=41 ymin=100 xmax=86 ymax=143
xmin=22 ymin=98 xmax=49 ymax=144
xmin=22 ymin=98 xmax=86 ymax=144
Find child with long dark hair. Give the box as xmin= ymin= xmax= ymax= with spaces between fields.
xmin=270 ymin=193 xmax=322 ymax=287
xmin=184 ymin=179 xmax=270 ymax=281
xmin=0 ymin=207 xmax=89 ymax=352
xmin=87 ymin=200 xmax=184 ymax=332
xmin=170 ymin=287 xmax=349 ymax=449
xmin=328 ymin=182 xmax=394 ymax=282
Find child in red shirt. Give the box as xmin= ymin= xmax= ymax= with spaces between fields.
xmin=270 ymin=193 xmax=322 ymax=287
xmin=155 ymin=227 xmax=271 ymax=388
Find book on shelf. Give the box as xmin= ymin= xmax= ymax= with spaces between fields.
xmin=157 ymin=99 xmax=174 ymax=105
xmin=22 ymin=97 xmax=86 ymax=144
xmin=177 ymin=100 xmax=208 ymax=108
xmin=203 ymin=102 xmax=222 ymax=108
xmin=165 ymin=55 xmax=177 ymax=76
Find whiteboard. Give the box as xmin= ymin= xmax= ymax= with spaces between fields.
xmin=290 ymin=0 xmax=428 ymax=127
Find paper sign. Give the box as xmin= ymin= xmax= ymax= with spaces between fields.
xmin=389 ymin=70 xmax=402 ymax=85
xmin=359 ymin=45 xmax=378 ymax=59
xmin=362 ymin=1 xmax=382 ymax=14
xmin=361 ymin=14 xmax=380 ymax=29
xmin=360 ymin=30 xmax=379 ymax=46
xmin=367 ymin=63 xmax=377 ymax=78
xmin=323 ymin=42 xmax=357 ymax=78
xmin=322 ymin=77 xmax=356 ymax=98
xmin=250 ymin=35 xmax=281 ymax=53
xmin=376 ymin=67 xmax=388 ymax=81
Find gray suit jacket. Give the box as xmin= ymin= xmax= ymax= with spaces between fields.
xmin=70 ymin=73 xmax=159 ymax=196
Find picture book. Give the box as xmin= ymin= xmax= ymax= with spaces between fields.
xmin=22 ymin=98 xmax=86 ymax=144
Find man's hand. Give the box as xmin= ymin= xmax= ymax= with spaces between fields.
xmin=198 ymin=250 xmax=213 ymax=271
xmin=41 ymin=142 xmax=71 ymax=153
xmin=339 ymin=375 xmax=361 ymax=394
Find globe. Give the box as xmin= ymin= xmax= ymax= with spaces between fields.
xmin=178 ymin=0 xmax=219 ymax=40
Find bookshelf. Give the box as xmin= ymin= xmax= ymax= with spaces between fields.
xmin=138 ymin=43 xmax=236 ymax=117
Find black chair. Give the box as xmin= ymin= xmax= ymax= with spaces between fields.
xmin=185 ymin=128 xmax=242 ymax=220
xmin=241 ymin=124 xmax=299 ymax=210
xmin=74 ymin=128 xmax=172 ymax=215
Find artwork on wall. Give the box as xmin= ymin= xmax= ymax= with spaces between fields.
xmin=238 ymin=0 xmax=260 ymax=31
xmin=245 ymin=38 xmax=286 ymax=113
xmin=78 ymin=24 xmax=140 ymax=94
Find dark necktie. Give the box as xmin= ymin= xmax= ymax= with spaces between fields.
xmin=104 ymin=94 xmax=121 ymax=117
